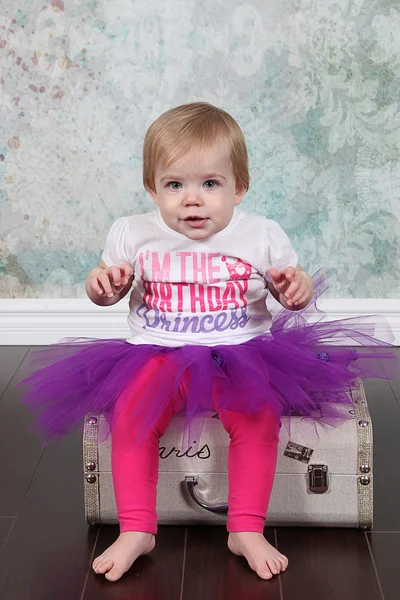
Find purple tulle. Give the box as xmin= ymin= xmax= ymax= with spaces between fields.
xmin=17 ymin=270 xmax=398 ymax=447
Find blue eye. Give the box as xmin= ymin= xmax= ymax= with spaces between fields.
xmin=203 ymin=180 xmax=218 ymax=188
xmin=167 ymin=181 xmax=182 ymax=190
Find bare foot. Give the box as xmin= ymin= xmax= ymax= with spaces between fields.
xmin=228 ymin=532 xmax=288 ymax=580
xmin=92 ymin=531 xmax=155 ymax=582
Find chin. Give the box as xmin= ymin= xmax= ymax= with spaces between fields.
xmin=184 ymin=230 xmax=213 ymax=241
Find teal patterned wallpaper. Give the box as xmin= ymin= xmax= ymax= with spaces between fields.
xmin=0 ymin=0 xmax=399 ymax=298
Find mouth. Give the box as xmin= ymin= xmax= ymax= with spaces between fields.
xmin=183 ymin=216 xmax=208 ymax=228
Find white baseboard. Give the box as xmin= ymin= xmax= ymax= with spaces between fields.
xmin=0 ymin=298 xmax=399 ymax=345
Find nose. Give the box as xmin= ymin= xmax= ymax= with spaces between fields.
xmin=183 ymin=188 xmax=204 ymax=206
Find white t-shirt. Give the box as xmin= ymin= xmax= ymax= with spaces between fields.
xmin=102 ymin=208 xmax=298 ymax=347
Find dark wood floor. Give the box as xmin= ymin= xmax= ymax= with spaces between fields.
xmin=0 ymin=346 xmax=399 ymax=600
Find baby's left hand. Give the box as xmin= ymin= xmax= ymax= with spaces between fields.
xmin=269 ymin=266 xmax=313 ymax=308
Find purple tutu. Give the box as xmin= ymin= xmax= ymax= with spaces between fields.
xmin=18 ymin=270 xmax=398 ymax=446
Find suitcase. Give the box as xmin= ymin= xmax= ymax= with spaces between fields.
xmin=83 ymin=379 xmax=373 ymax=529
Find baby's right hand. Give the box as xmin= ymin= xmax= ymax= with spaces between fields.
xmin=89 ymin=264 xmax=133 ymax=298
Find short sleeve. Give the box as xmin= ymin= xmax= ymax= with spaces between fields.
xmin=101 ymin=217 xmax=131 ymax=267
xmin=263 ymin=219 xmax=298 ymax=282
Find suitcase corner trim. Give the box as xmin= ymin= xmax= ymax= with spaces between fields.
xmin=83 ymin=413 xmax=101 ymax=525
xmin=352 ymin=379 xmax=373 ymax=529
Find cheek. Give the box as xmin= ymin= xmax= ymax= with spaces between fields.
xmin=215 ymin=205 xmax=233 ymax=221
xmin=164 ymin=198 xmax=180 ymax=214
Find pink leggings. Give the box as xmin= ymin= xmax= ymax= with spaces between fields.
xmin=112 ymin=356 xmax=281 ymax=534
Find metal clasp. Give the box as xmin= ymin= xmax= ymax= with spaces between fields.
xmin=308 ymin=464 xmax=328 ymax=494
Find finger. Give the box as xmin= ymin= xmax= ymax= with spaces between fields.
xmin=108 ymin=266 xmax=122 ymax=287
xmin=276 ymin=281 xmax=291 ymax=294
xmin=121 ymin=263 xmax=133 ymax=285
xmin=121 ymin=263 xmax=133 ymax=278
xmin=293 ymin=292 xmax=311 ymax=307
xmin=98 ymin=273 xmax=114 ymax=297
xmin=283 ymin=266 xmax=296 ymax=281
xmin=269 ymin=268 xmax=285 ymax=283
xmin=287 ymin=287 xmax=307 ymax=306
xmin=90 ymin=277 xmax=104 ymax=296
xmin=285 ymin=280 xmax=301 ymax=299
xmin=269 ymin=269 xmax=291 ymax=293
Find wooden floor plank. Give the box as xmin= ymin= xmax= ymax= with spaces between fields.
xmin=363 ymin=378 xmax=400 ymax=530
xmin=0 ymin=518 xmax=14 ymax=551
xmin=182 ymin=527 xmax=281 ymax=600
xmin=0 ymin=430 xmax=98 ymax=600
xmin=367 ymin=532 xmax=400 ymax=600
xmin=83 ymin=525 xmax=186 ymax=600
xmin=0 ymin=346 xmax=29 ymax=399
xmin=277 ymin=528 xmax=382 ymax=600
xmin=0 ymin=348 xmax=44 ymax=516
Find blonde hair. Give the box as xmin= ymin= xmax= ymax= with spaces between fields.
xmin=143 ymin=102 xmax=249 ymax=193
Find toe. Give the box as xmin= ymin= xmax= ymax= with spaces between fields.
xmin=95 ymin=558 xmax=113 ymax=575
xmin=277 ymin=558 xmax=285 ymax=571
xmin=105 ymin=566 xmax=125 ymax=582
xmin=254 ymin=561 xmax=273 ymax=580
xmin=279 ymin=554 xmax=289 ymax=570
xmin=267 ymin=558 xmax=280 ymax=575
xmin=92 ymin=553 xmax=107 ymax=571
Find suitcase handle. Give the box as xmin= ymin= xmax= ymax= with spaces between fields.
xmin=185 ymin=476 xmax=228 ymax=514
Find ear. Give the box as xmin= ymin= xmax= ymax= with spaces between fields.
xmin=147 ymin=186 xmax=159 ymax=205
xmin=235 ymin=184 xmax=247 ymax=205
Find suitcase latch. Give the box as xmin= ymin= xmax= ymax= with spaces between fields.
xmin=308 ymin=464 xmax=328 ymax=494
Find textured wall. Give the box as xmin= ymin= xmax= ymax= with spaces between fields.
xmin=0 ymin=0 xmax=399 ymax=299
